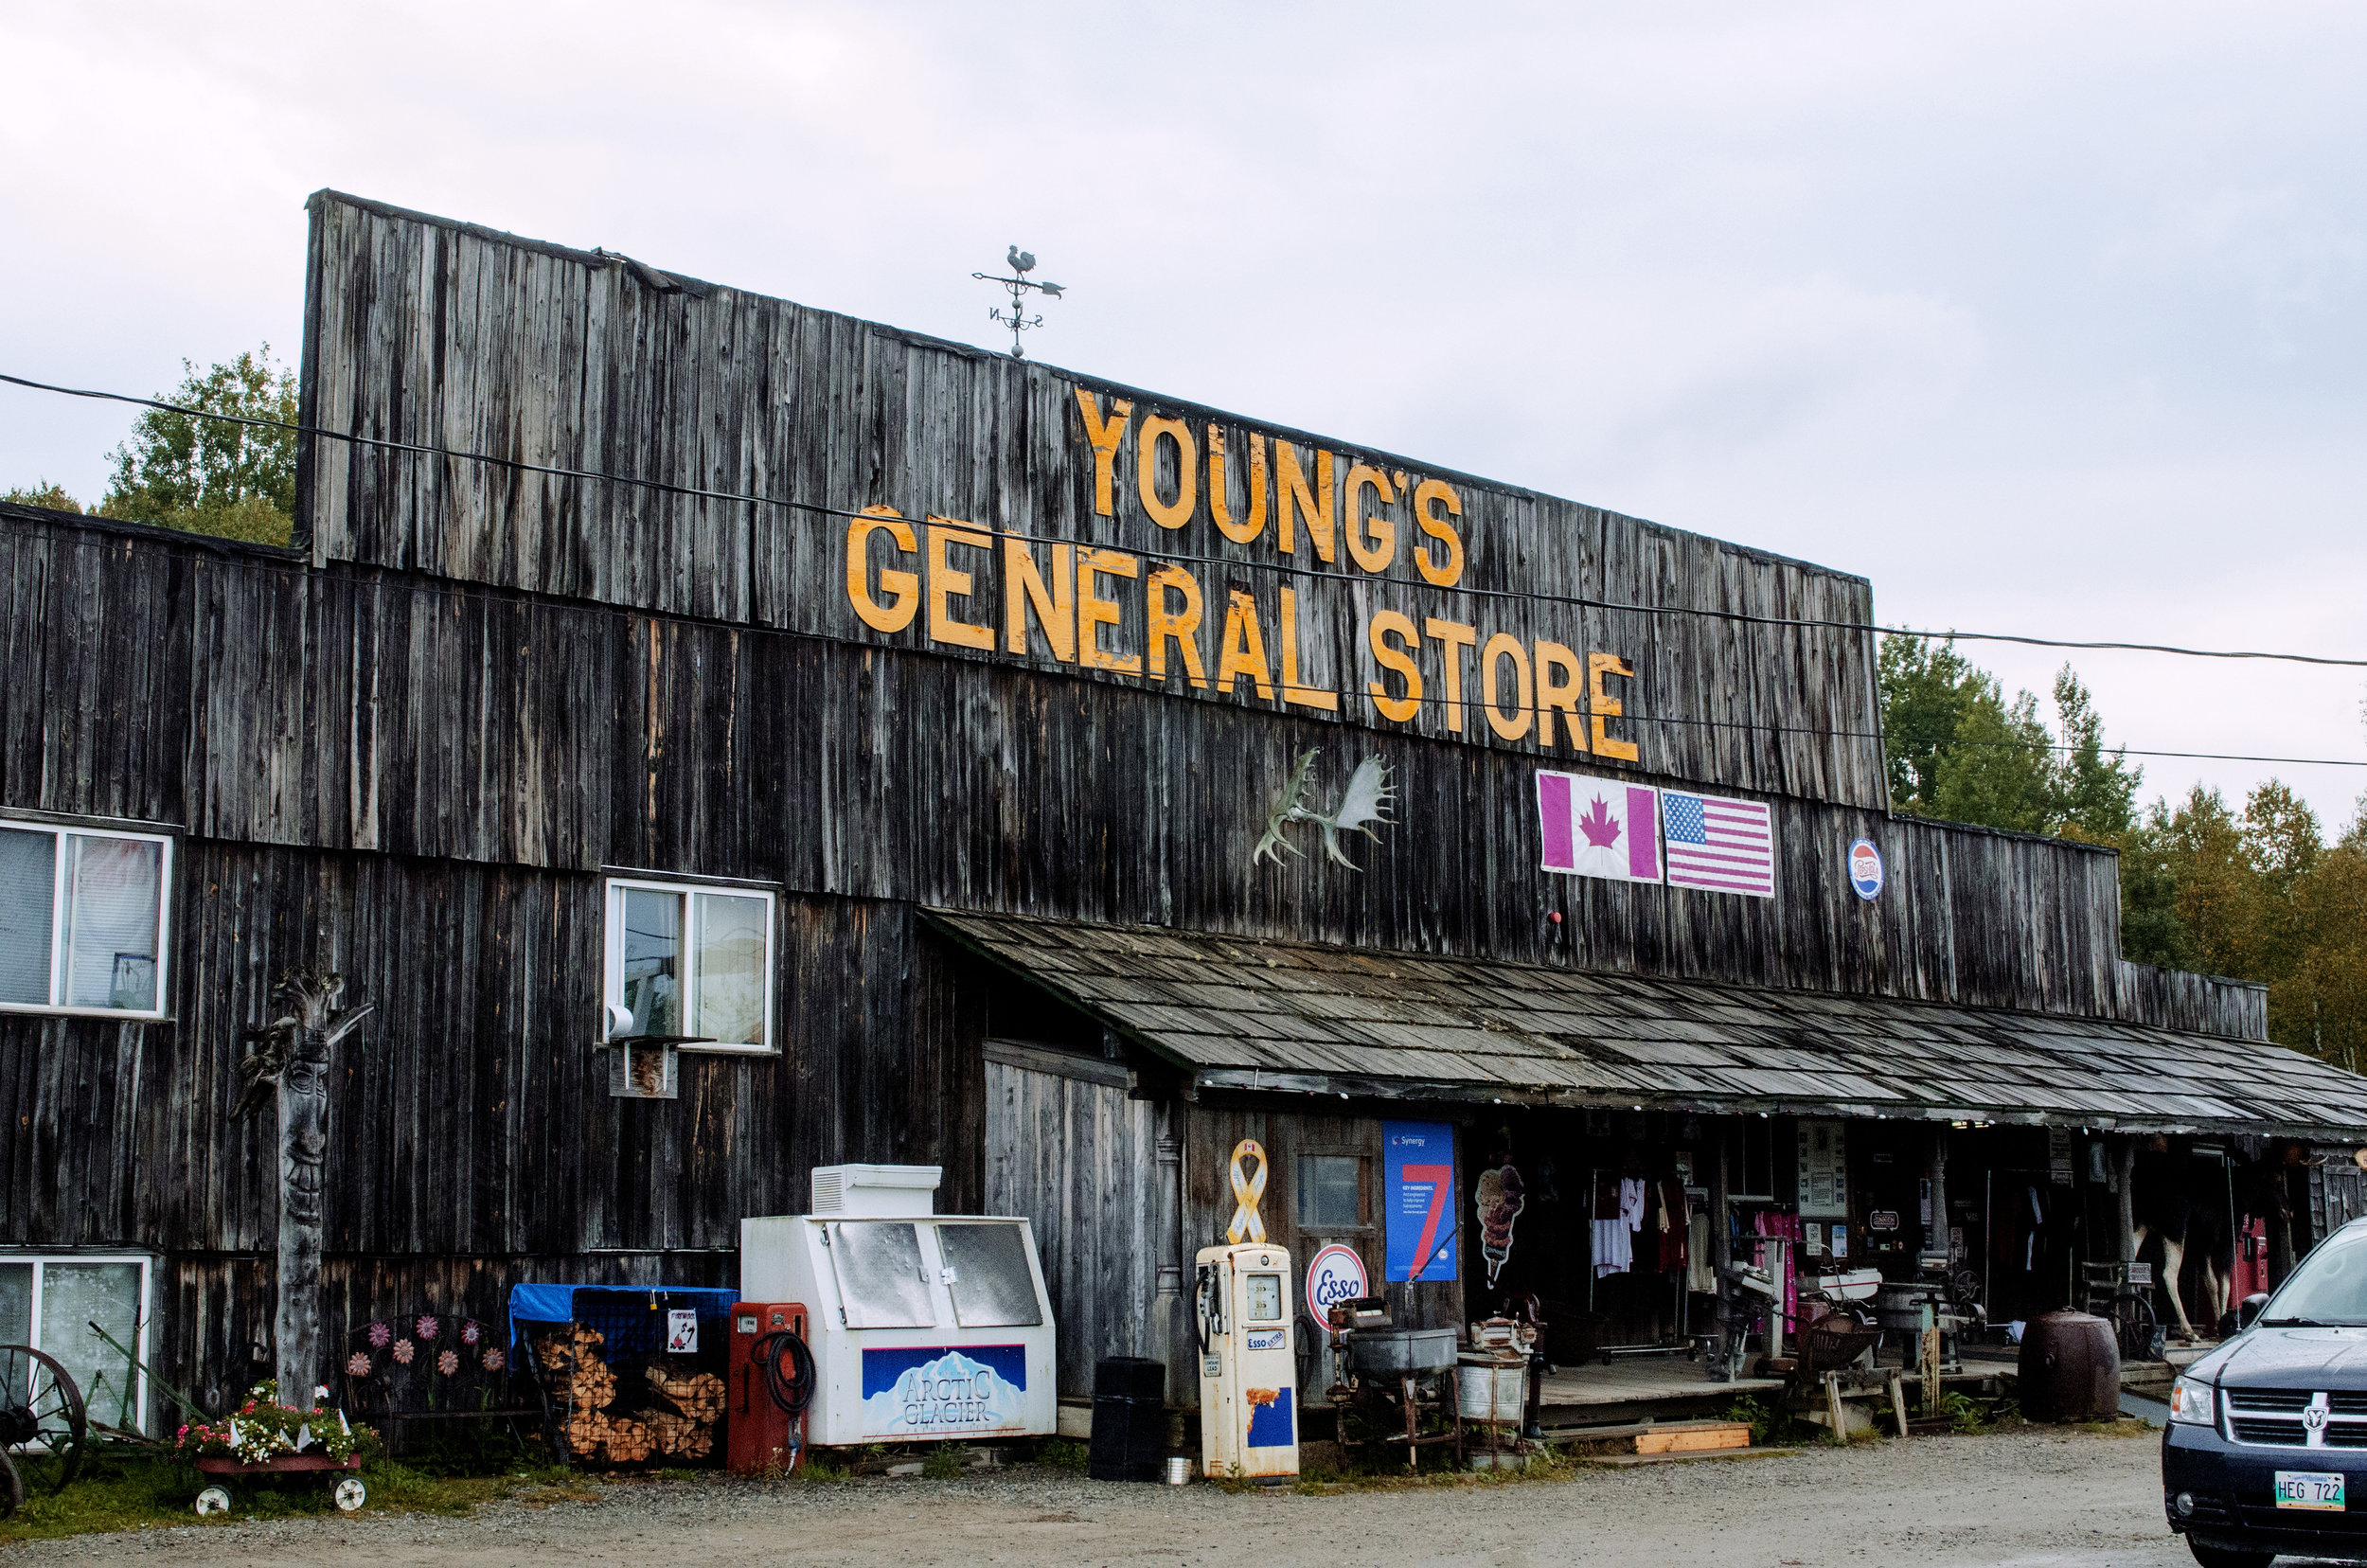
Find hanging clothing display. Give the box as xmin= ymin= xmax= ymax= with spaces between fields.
xmin=1687 ymin=1206 xmax=1717 ymax=1293
xmin=1593 ymin=1174 xmax=1646 ymax=1277
xmin=1658 ymin=1179 xmax=1689 ymax=1274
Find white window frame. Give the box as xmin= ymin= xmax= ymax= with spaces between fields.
xmin=0 ymin=1251 xmax=154 ymax=1434
xmin=0 ymin=819 xmax=174 ymax=1020
xmin=600 ymin=876 xmax=777 ymax=1054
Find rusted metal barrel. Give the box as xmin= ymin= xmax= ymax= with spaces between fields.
xmin=2017 ymin=1309 xmax=2121 ymax=1421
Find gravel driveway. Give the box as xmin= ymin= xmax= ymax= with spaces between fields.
xmin=16 ymin=1427 xmax=2215 ymax=1568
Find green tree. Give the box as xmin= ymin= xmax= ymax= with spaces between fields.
xmin=1 ymin=481 xmax=83 ymax=513
xmin=98 ymin=347 xmax=297 ymax=545
xmin=1877 ymin=635 xmax=2138 ymax=841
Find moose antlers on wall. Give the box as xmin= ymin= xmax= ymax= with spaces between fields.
xmin=1253 ymin=749 xmax=1397 ymax=870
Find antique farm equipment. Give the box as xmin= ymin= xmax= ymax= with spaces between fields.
xmin=1327 ymin=1296 xmax=1464 ymax=1471
xmin=0 ymin=1345 xmax=86 ymax=1517
xmin=2018 ymin=1309 xmax=2121 ymax=1422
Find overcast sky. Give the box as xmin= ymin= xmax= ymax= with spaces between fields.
xmin=5 ymin=2 xmax=2361 ymax=827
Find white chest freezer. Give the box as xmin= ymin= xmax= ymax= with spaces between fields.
xmin=740 ymin=1164 xmax=1057 ymax=1447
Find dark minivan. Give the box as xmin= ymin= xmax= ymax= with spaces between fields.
xmin=2166 ymin=1217 xmax=2367 ymax=1565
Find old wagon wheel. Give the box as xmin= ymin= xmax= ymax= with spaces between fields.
xmin=0 ymin=1345 xmax=88 ymax=1496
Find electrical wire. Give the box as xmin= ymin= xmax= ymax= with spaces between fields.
xmin=8 ymin=369 xmax=2365 ymax=669
xmin=302 ymin=556 xmax=2367 ymax=770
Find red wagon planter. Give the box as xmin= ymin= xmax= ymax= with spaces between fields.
xmin=191 ymin=1452 xmax=365 ymax=1516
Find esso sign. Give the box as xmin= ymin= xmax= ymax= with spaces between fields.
xmin=1305 ymin=1244 xmax=1369 ymax=1323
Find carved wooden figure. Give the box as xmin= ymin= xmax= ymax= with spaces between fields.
xmin=236 ymin=971 xmax=373 ymax=1407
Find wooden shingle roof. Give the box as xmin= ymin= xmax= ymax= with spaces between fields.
xmin=927 ymin=909 xmax=2367 ymax=1139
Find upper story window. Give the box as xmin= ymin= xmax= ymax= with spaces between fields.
xmin=0 ymin=821 xmax=172 ymax=1018
xmin=601 ymin=878 xmax=774 ymax=1052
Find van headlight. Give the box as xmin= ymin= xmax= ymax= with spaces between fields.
xmin=2169 ymin=1377 xmax=2216 ymax=1426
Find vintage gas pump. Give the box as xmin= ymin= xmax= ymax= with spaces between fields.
xmin=727 ymin=1301 xmax=812 ymax=1474
xmin=1194 ymin=1241 xmax=1298 ymax=1482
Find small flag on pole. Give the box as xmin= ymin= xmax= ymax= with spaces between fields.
xmin=1538 ymin=772 xmax=1662 ymax=883
xmin=1660 ymin=790 xmax=1777 ymax=898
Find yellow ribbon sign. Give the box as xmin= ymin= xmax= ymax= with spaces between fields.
xmin=1227 ymin=1139 xmax=1269 ymax=1243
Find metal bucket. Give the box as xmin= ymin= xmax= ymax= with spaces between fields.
xmin=1456 ymin=1352 xmax=1527 ymax=1423
xmin=1348 ymin=1327 xmax=1459 ymax=1374
xmin=1875 ymin=1283 xmax=1937 ymax=1331
xmin=1163 ymin=1455 xmax=1192 ymax=1486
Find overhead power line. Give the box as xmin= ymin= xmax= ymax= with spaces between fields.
xmin=7 ymin=369 xmax=2367 ymax=677
xmin=160 ymin=542 xmax=2366 ymax=772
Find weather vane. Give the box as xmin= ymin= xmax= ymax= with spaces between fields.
xmin=972 ymin=245 xmax=1064 ymax=358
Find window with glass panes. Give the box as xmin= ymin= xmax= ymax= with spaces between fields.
xmin=0 ymin=822 xmax=172 ymax=1016
xmin=601 ymin=879 xmax=775 ymax=1050
xmin=0 ymin=1256 xmax=152 ymax=1431
xmin=1297 ymin=1154 xmax=1365 ymax=1231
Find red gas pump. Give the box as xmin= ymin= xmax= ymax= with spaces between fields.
xmin=727 ymin=1302 xmax=813 ymax=1474
xmin=2233 ymin=1218 xmax=2271 ymax=1303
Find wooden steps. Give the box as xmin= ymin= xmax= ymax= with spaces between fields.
xmin=1543 ymin=1417 xmax=1753 ymax=1455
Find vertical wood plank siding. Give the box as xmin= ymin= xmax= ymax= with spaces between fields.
xmin=0 ymin=511 xmax=2240 ymax=1029
xmin=300 ymin=193 xmax=1888 ymax=813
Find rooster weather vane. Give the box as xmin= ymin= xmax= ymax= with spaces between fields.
xmin=1253 ymin=750 xmax=1397 ymax=870
xmin=972 ymin=245 xmax=1065 ymax=358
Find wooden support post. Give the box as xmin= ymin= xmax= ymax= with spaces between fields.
xmin=1919 ymin=1312 xmax=1943 ymax=1417
xmin=1929 ymin=1125 xmax=1950 ymax=1265
xmin=2116 ymin=1138 xmax=2138 ymax=1269
xmin=1824 ymin=1371 xmax=1846 ymax=1440
xmin=1888 ymin=1369 xmax=1910 ymax=1437
xmin=1712 ymin=1127 xmax=1735 ymax=1374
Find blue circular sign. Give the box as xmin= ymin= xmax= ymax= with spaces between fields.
xmin=1848 ymin=838 xmax=1884 ymax=900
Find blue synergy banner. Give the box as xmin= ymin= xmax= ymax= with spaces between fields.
xmin=1383 ymin=1121 xmax=1457 ymax=1282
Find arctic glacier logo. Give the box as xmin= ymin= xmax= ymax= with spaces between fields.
xmin=860 ymin=1345 xmax=1027 ymax=1436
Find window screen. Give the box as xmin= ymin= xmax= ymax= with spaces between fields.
xmin=1298 ymin=1154 xmax=1363 ymax=1230
xmin=43 ymin=1262 xmax=141 ymax=1428
xmin=937 ymin=1223 xmax=1042 ymax=1327
xmin=0 ymin=831 xmax=53 ymax=1006
xmin=62 ymin=837 xmax=161 ymax=1011
xmin=694 ymin=894 xmax=768 ymax=1046
xmin=828 ymin=1222 xmax=937 ymax=1328
xmin=618 ymin=887 xmax=684 ymax=1037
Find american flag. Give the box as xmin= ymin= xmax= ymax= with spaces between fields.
xmin=1660 ymin=791 xmax=1776 ymax=898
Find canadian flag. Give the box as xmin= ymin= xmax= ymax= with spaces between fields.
xmin=1537 ymin=772 xmax=1663 ymax=884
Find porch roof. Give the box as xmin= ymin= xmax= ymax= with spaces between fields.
xmin=924 ymin=909 xmax=2367 ymax=1140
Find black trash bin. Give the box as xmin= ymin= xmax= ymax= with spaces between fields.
xmin=1088 ymin=1356 xmax=1166 ymax=1481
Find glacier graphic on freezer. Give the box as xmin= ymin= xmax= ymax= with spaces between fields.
xmin=859 ymin=1345 xmax=1028 ymax=1435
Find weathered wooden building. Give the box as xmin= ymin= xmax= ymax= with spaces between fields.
xmin=6 ymin=189 xmax=2365 ymax=1423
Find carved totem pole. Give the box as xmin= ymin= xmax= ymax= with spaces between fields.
xmin=235 ymin=971 xmax=373 ymax=1408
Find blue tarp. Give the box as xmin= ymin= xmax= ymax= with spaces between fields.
xmin=507 ymin=1284 xmax=739 ymax=1351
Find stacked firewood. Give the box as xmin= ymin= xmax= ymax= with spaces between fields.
xmin=532 ymin=1322 xmax=725 ymax=1465
xmin=540 ymin=1323 xmax=655 ymax=1464
xmin=645 ymin=1364 xmax=727 ymax=1459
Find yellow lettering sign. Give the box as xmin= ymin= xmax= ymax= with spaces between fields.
xmin=1075 ymin=390 xmax=1134 ymax=518
xmin=846 ymin=506 xmax=919 ymax=633
xmin=1077 ymin=548 xmax=1142 ymax=675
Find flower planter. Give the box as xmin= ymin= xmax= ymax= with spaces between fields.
xmin=193 ymin=1453 xmax=362 ymax=1475
xmin=190 ymin=1452 xmax=365 ymax=1516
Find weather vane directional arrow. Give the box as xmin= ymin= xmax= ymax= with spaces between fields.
xmin=973 ymin=245 xmax=1064 ymax=358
